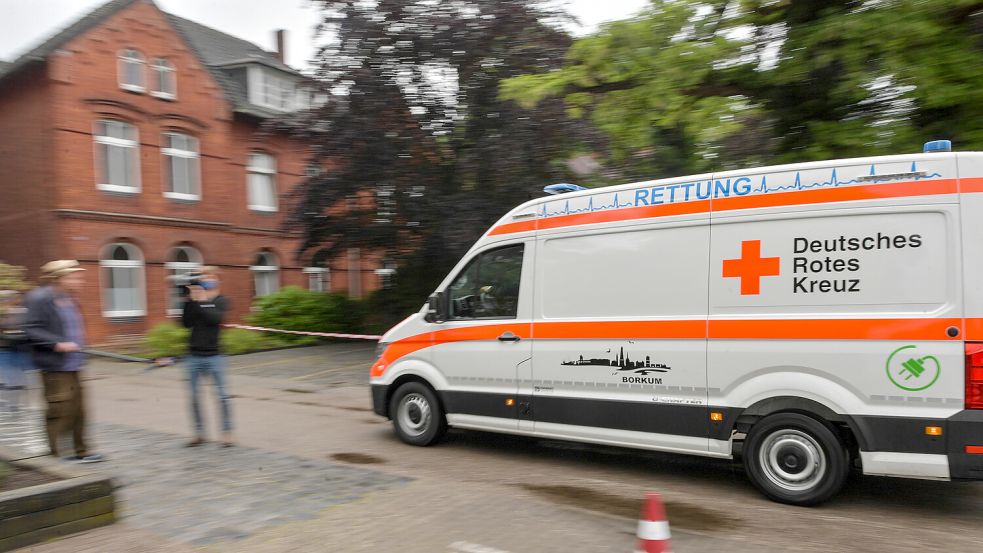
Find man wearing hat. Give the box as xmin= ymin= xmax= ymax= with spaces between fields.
xmin=22 ymin=260 xmax=103 ymax=462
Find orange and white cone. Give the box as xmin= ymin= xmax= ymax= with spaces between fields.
xmin=635 ymin=492 xmax=672 ymax=553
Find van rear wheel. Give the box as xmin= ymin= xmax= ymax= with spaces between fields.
xmin=389 ymin=382 xmax=447 ymax=446
xmin=743 ymin=413 xmax=849 ymax=506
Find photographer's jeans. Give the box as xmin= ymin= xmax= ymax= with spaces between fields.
xmin=186 ymin=355 xmax=233 ymax=435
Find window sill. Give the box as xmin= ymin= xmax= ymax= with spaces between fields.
xmin=248 ymin=205 xmax=278 ymax=213
xmin=119 ymin=84 xmax=145 ymax=94
xmin=150 ymin=91 xmax=177 ymax=101
xmin=98 ymin=184 xmax=140 ymax=195
xmin=164 ymin=192 xmax=200 ymax=203
xmin=104 ymin=312 xmax=146 ymax=320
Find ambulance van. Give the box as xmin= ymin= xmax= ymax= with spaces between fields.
xmin=370 ymin=142 xmax=983 ymax=505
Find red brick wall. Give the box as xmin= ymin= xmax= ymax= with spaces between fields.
xmin=0 ymin=0 xmax=380 ymax=344
xmin=0 ymin=65 xmax=58 ymax=281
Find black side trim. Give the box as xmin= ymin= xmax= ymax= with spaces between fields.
xmin=947 ymin=409 xmax=983 ymax=480
xmin=849 ymin=415 xmax=947 ymax=454
xmin=371 ymin=384 xmax=389 ymax=418
xmin=441 ymin=390 xmax=741 ymax=440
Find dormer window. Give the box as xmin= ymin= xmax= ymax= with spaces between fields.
xmin=151 ymin=58 xmax=176 ymax=99
xmin=247 ymin=65 xmax=304 ymax=112
xmin=118 ymin=49 xmax=145 ymax=92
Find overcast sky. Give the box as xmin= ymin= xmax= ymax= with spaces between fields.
xmin=0 ymin=0 xmax=651 ymax=68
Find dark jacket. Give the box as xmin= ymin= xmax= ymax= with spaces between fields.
xmin=0 ymin=306 xmax=28 ymax=351
xmin=181 ymin=295 xmax=229 ymax=356
xmin=22 ymin=286 xmax=78 ymax=371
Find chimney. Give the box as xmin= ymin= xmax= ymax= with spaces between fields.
xmin=274 ymin=29 xmax=286 ymax=64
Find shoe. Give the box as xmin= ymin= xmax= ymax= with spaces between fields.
xmin=185 ymin=437 xmax=206 ymax=447
xmin=66 ymin=454 xmax=105 ymax=463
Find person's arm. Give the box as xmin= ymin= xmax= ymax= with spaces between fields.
xmin=181 ymin=298 xmax=199 ymax=329
xmin=196 ymin=295 xmax=229 ymax=327
xmin=22 ymin=292 xmax=66 ymax=350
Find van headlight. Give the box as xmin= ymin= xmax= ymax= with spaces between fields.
xmin=374 ymin=341 xmax=390 ymax=363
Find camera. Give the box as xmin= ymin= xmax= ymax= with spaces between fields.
xmin=169 ymin=272 xmax=204 ymax=297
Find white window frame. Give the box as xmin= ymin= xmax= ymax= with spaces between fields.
xmin=150 ymin=58 xmax=177 ymax=100
xmin=303 ymin=267 xmax=329 ymax=292
xmin=100 ymin=242 xmax=146 ymax=318
xmin=94 ymin=120 xmax=141 ymax=194
xmin=165 ymin=246 xmax=202 ymax=316
xmin=247 ymin=152 xmax=278 ymax=212
xmin=118 ymin=49 xmax=145 ymax=92
xmin=161 ymin=132 xmax=200 ymax=201
xmin=251 ymin=251 xmax=280 ymax=297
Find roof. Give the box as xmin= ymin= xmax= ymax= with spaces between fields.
xmin=0 ymin=0 xmax=140 ymax=82
xmin=0 ymin=0 xmax=304 ymax=118
xmin=164 ymin=13 xmax=302 ymax=117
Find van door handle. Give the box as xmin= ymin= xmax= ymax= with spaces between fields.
xmin=497 ymin=332 xmax=521 ymax=342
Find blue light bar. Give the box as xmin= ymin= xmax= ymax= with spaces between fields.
xmin=544 ymin=183 xmax=587 ymax=195
xmin=923 ymin=140 xmax=952 ymax=153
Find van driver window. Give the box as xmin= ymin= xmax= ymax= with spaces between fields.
xmin=448 ymin=244 xmax=524 ymax=319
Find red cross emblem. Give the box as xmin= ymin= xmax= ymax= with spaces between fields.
xmin=722 ymin=240 xmax=781 ymax=295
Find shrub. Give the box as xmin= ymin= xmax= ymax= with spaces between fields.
xmin=146 ymin=322 xmax=189 ymax=358
xmin=221 ymin=328 xmax=285 ymax=355
xmin=249 ymin=286 xmax=363 ymax=341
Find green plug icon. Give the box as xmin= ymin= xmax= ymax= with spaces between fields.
xmin=900 ymin=357 xmax=929 ymax=381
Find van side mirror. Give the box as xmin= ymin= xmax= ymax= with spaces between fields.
xmin=424 ymin=292 xmax=446 ymax=323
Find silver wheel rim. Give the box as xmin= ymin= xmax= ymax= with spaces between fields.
xmin=396 ymin=393 xmax=432 ymax=438
xmin=758 ymin=429 xmax=827 ymax=492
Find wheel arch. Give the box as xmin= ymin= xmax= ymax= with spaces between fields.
xmin=734 ymin=396 xmax=864 ymax=454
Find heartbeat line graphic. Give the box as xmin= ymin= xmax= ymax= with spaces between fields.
xmin=539 ymin=162 xmax=943 ymax=218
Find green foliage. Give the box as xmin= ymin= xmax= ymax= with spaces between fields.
xmin=220 ymin=328 xmax=285 ymax=355
xmin=249 ymin=286 xmax=363 ymax=343
xmin=146 ymin=322 xmax=289 ymax=357
xmin=0 ymin=264 xmax=30 ymax=292
xmin=502 ymin=0 xmax=983 ymax=178
xmin=146 ymin=323 xmax=189 ymax=358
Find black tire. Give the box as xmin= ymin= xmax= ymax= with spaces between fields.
xmin=388 ymin=382 xmax=447 ymax=446
xmin=743 ymin=413 xmax=849 ymax=506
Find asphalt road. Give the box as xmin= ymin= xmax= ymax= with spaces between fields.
xmin=14 ymin=343 xmax=983 ymax=553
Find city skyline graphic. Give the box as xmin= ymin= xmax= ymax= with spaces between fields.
xmin=562 ymin=347 xmax=671 ymax=376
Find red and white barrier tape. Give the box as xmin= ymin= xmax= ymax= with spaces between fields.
xmin=223 ymin=323 xmax=382 ymax=341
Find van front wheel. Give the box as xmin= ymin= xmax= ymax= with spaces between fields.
xmin=389 ymin=382 xmax=447 ymax=446
xmin=743 ymin=413 xmax=849 ymax=506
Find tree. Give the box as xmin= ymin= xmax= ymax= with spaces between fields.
xmin=501 ymin=0 xmax=983 ymax=177
xmin=0 ymin=263 xmax=29 ymax=292
xmin=288 ymin=0 xmax=597 ymax=307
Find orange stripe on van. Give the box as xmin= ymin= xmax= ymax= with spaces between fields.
xmin=534 ymin=320 xmax=706 ymax=340
xmin=371 ymin=318 xmax=970 ymax=377
xmin=708 ymin=318 xmax=962 ymax=341
xmin=960 ymin=177 xmax=983 ymax=193
xmin=488 ymin=178 xmax=960 ymax=236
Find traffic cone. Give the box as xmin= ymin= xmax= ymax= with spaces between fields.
xmin=635 ymin=492 xmax=672 ymax=553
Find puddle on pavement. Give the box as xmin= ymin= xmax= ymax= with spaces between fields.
xmin=334 ymin=405 xmax=372 ymax=412
xmin=331 ymin=452 xmax=386 ymax=464
xmin=283 ymin=387 xmax=316 ymax=394
xmin=518 ymin=484 xmax=739 ymax=532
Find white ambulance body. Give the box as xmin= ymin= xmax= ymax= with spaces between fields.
xmin=370 ymin=145 xmax=983 ymax=504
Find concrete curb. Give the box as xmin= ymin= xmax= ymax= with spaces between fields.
xmin=0 ymin=445 xmax=115 ymax=552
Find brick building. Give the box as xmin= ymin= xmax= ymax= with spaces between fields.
xmin=0 ymin=0 xmax=381 ymax=343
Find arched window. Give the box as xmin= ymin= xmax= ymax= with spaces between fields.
xmin=251 ymin=251 xmax=279 ymax=297
xmin=94 ymin=120 xmax=140 ymax=193
xmin=150 ymin=58 xmax=176 ymax=99
xmin=247 ymin=152 xmax=277 ymax=211
xmin=100 ymin=242 xmax=145 ymax=317
xmin=165 ymin=245 xmax=202 ymax=315
xmin=304 ymin=249 xmax=331 ymax=292
xmin=161 ymin=132 xmax=200 ymax=199
xmin=118 ymin=49 xmax=145 ymax=92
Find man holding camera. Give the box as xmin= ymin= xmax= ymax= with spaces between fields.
xmin=181 ymin=266 xmax=234 ymax=447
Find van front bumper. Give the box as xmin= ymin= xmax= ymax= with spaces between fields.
xmin=947 ymin=409 xmax=983 ymax=480
xmin=371 ymin=384 xmax=389 ymax=418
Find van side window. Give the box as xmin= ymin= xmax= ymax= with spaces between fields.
xmin=448 ymin=244 xmax=524 ymax=320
